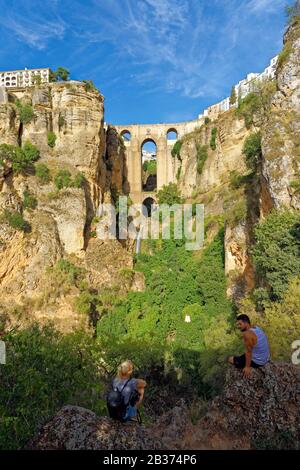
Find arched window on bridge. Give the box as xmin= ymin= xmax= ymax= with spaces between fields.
xmin=141 ymin=139 xmax=157 ymax=192
xmin=166 ymin=128 xmax=178 ymax=141
xmin=121 ymin=130 xmax=131 ymax=142
xmin=142 ymin=197 xmax=156 ymax=217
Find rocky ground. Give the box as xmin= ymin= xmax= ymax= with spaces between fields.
xmin=29 ymin=362 xmax=300 ymax=450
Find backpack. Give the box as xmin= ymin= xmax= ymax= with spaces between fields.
xmin=107 ymin=378 xmax=132 ymax=422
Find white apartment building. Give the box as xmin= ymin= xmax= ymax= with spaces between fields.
xmin=199 ymin=55 xmax=278 ymax=120
xmin=0 ymin=67 xmax=50 ymax=88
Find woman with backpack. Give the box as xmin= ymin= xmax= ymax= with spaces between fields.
xmin=107 ymin=360 xmax=147 ymax=423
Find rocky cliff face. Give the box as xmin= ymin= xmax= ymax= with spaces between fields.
xmin=262 ymin=20 xmax=300 ymax=210
xmin=29 ymin=362 xmax=300 ymax=450
xmin=177 ymin=111 xmax=256 ymax=300
xmin=0 ymin=82 xmax=133 ymax=330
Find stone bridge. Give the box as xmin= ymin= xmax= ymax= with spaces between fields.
xmin=114 ymin=119 xmax=202 ymax=205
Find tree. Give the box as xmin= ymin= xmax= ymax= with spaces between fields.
xmin=230 ymin=86 xmax=237 ymax=106
xmin=50 ymin=67 xmax=70 ymax=82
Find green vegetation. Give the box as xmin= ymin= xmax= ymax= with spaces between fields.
xmin=54 ymin=170 xmax=72 ymax=189
xmin=210 ymin=128 xmax=218 ymax=151
xmin=286 ymin=0 xmax=300 ymax=25
xmin=196 ymin=144 xmax=208 ymax=175
xmin=50 ymin=67 xmax=70 ymax=82
xmin=83 ymin=80 xmax=97 ymax=92
xmin=0 ymin=325 xmax=105 ymax=450
xmin=230 ymin=86 xmax=237 ymax=106
xmin=252 ymin=210 xmax=300 ymax=302
xmin=97 ymin=229 xmax=235 ymax=396
xmin=15 ymin=101 xmax=35 ymax=125
xmin=242 ymin=132 xmax=262 ymax=172
xmin=54 ymin=170 xmax=85 ymax=190
xmin=32 ymin=75 xmax=42 ymax=86
xmin=1 ymin=209 xmax=28 ymax=232
xmin=236 ymin=80 xmax=276 ymax=129
xmin=143 ymin=160 xmax=157 ymax=175
xmin=171 ymin=140 xmax=183 ymax=160
xmin=204 ymin=117 xmax=211 ymax=125
xmin=0 ymin=142 xmax=40 ymax=174
xmin=47 ymin=131 xmax=57 ymax=148
xmin=73 ymin=172 xmax=86 ymax=188
xmin=278 ymin=42 xmax=294 ymax=69
xmin=35 ymin=163 xmax=51 ymax=183
xmin=157 ymin=183 xmax=183 ymax=205
xmin=23 ymin=190 xmax=38 ymax=210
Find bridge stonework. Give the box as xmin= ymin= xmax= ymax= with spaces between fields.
xmin=114 ymin=120 xmax=202 ymax=204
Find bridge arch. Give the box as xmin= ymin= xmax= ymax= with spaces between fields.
xmin=121 ymin=129 xmax=132 ymax=142
xmin=142 ymin=196 xmax=156 ymax=217
xmin=141 ymin=138 xmax=157 ymax=192
xmin=166 ymin=128 xmax=178 ymax=140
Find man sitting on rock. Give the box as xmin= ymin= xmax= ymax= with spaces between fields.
xmin=228 ymin=314 xmax=270 ymax=378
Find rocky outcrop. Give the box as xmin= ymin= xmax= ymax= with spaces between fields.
xmin=29 ymin=405 xmax=161 ymax=450
xmin=29 ymin=362 xmax=300 ymax=450
xmin=262 ymin=20 xmax=300 ymax=210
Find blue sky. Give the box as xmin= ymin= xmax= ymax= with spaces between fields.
xmin=0 ymin=0 xmax=292 ymax=125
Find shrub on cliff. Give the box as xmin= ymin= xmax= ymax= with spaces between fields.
xmin=47 ymin=131 xmax=57 ymax=148
xmin=0 ymin=142 xmax=39 ymax=174
xmin=242 ymin=132 xmax=262 ymax=172
xmin=210 ymin=128 xmax=218 ymax=151
xmin=54 ymin=170 xmax=85 ymax=190
xmin=196 ymin=144 xmax=208 ymax=174
xmin=23 ymin=190 xmax=38 ymax=210
xmin=252 ymin=210 xmax=300 ymax=302
xmin=35 ymin=163 xmax=51 ymax=183
xmin=157 ymin=183 xmax=183 ymax=205
xmin=2 ymin=209 xmax=29 ymax=232
xmin=171 ymin=140 xmax=182 ymax=160
xmin=15 ymin=101 xmax=35 ymax=124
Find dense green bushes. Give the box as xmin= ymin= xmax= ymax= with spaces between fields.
xmin=143 ymin=160 xmax=157 ymax=175
xmin=0 ymin=325 xmax=105 ymax=450
xmin=252 ymin=210 xmax=300 ymax=302
xmin=97 ymin=229 xmax=234 ymax=396
xmin=157 ymin=183 xmax=183 ymax=205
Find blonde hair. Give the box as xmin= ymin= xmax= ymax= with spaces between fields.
xmin=118 ymin=360 xmax=134 ymax=379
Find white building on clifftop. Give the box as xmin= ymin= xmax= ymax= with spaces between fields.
xmin=0 ymin=67 xmax=50 ymax=89
xmin=199 ymin=55 xmax=278 ymax=119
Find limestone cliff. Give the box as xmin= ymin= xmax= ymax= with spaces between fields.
xmin=176 ymin=111 xmax=256 ymax=300
xmin=261 ymin=19 xmax=300 ymax=210
xmin=0 ymin=82 xmax=133 ymax=330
